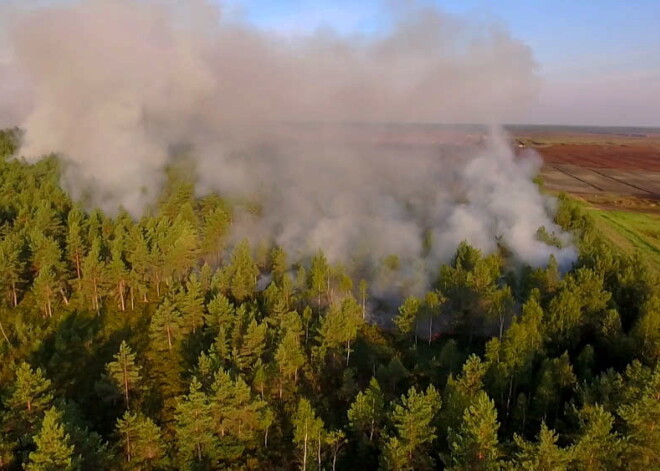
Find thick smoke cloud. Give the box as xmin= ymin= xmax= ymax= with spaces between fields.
xmin=0 ymin=0 xmax=575 ymax=293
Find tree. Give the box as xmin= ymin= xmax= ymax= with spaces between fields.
xmin=514 ymin=422 xmax=572 ymax=471
xmin=149 ymin=299 xmax=186 ymax=352
xmin=441 ymin=355 xmax=488 ymax=436
xmin=309 ymin=251 xmax=329 ymax=310
xmin=116 ymin=411 xmax=165 ymax=470
xmin=174 ymin=378 xmax=216 ymax=465
xmin=81 ymin=238 xmax=106 ymax=315
xmin=25 ymin=407 xmax=76 ymax=471
xmin=358 ymin=279 xmax=368 ymax=319
xmin=425 ymin=290 xmax=446 ymax=344
xmin=107 ymin=237 xmax=129 ymax=311
xmin=325 ymin=430 xmax=346 ymax=471
xmin=207 ymin=370 xmax=270 ymax=461
xmin=275 ymin=330 xmax=306 ymax=398
xmin=179 ymin=273 xmax=205 ymax=333
xmin=382 ymin=385 xmax=441 ymax=470
xmin=347 ymin=377 xmax=385 ymax=442
xmin=631 ymin=295 xmax=660 ymax=363
xmin=270 ymin=246 xmax=288 ymax=285
xmin=618 ymin=364 xmax=660 ymax=468
xmin=106 ymin=341 xmax=142 ymax=411
xmin=235 ymin=319 xmax=267 ymax=373
xmin=32 ymin=267 xmax=59 ymax=318
xmin=317 ymin=297 xmax=362 ymax=366
xmin=65 ymin=208 xmax=86 ymax=285
xmin=227 ymin=240 xmax=259 ymax=302
xmin=0 ymin=233 xmax=24 ymax=307
xmin=448 ymin=391 xmax=501 ymax=471
xmin=2 ymin=362 xmax=53 ymax=462
xmin=393 ymin=296 xmax=420 ymax=344
xmin=571 ymin=404 xmax=622 ymax=471
xmin=293 ymin=398 xmax=325 ymax=471
xmin=486 ymin=286 xmax=513 ymax=340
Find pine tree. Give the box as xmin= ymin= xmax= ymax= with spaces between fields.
xmin=572 ymin=405 xmax=622 ymax=470
xmin=275 ymin=330 xmax=306 ymax=398
xmin=317 ymin=297 xmax=362 ymax=366
xmin=0 ymin=233 xmax=24 ymax=307
xmin=448 ymin=391 xmax=501 ymax=471
xmin=149 ymin=299 xmax=186 ymax=352
xmin=348 ymin=377 xmax=384 ymax=442
xmin=25 ymin=407 xmax=76 ymax=471
xmin=393 ymin=296 xmax=420 ymax=344
xmin=65 ymin=208 xmax=86 ymax=285
xmin=2 ymin=362 xmax=54 ymax=458
xmin=514 ymin=422 xmax=572 ymax=470
xmin=382 ymin=385 xmax=441 ymax=469
xmin=106 ymin=341 xmax=142 ymax=410
xmin=227 ymin=240 xmax=259 ymax=302
xmin=235 ymin=319 xmax=267 ymax=372
xmin=81 ymin=238 xmax=106 ymax=315
xmin=271 ymin=246 xmax=288 ymax=285
xmin=358 ymin=279 xmax=368 ymax=319
xmin=293 ymin=398 xmax=325 ymax=471
xmin=180 ymin=273 xmax=205 ymax=333
xmin=309 ymin=251 xmax=329 ymax=310
xmin=107 ymin=237 xmax=129 ymax=311
xmin=116 ymin=411 xmax=165 ymax=470
xmin=425 ymin=290 xmax=446 ymax=344
xmin=4 ymin=362 xmax=53 ymax=422
xmin=32 ymin=267 xmax=59 ymax=318
xmin=174 ymin=378 xmax=216 ymax=465
xmin=618 ymin=364 xmax=660 ymax=468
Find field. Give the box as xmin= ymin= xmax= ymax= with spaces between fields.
xmin=514 ymin=126 xmax=660 ymax=267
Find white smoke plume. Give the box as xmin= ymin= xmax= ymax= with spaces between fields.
xmin=0 ymin=0 xmax=576 ymax=293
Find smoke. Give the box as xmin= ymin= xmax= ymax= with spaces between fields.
xmin=0 ymin=0 xmax=576 ymax=293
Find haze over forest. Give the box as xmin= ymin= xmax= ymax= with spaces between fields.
xmin=0 ymin=1 xmax=657 ymax=470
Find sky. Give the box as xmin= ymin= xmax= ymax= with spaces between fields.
xmin=1 ymin=0 xmax=659 ymax=126
xmin=223 ymin=0 xmax=660 ymax=127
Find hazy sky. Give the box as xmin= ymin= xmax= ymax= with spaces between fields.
xmin=224 ymin=0 xmax=660 ymax=127
xmin=1 ymin=0 xmax=659 ymax=126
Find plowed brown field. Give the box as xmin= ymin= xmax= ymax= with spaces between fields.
xmin=526 ymin=135 xmax=660 ymax=203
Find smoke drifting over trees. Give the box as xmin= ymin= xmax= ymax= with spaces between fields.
xmin=0 ymin=0 xmax=574 ymax=289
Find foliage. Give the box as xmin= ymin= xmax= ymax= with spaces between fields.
xmin=0 ymin=135 xmax=657 ymax=469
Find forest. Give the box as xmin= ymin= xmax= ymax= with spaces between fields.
xmin=0 ymin=126 xmax=658 ymax=470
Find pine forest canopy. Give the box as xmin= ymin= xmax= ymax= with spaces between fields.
xmin=0 ymin=127 xmax=658 ymax=469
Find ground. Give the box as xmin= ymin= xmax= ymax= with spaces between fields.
xmin=514 ymin=127 xmax=660 ymax=268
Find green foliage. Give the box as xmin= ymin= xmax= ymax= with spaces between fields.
xmin=116 ymin=411 xmax=165 ymax=470
xmin=382 ymin=384 xmax=441 ymax=470
xmin=448 ymin=392 xmax=500 ymax=471
xmin=0 ymin=145 xmax=657 ymax=469
xmin=25 ymin=407 xmax=76 ymax=471
xmin=105 ymin=341 xmax=142 ymax=410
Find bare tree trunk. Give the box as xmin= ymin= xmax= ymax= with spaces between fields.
xmin=0 ymin=321 xmax=11 ymax=345
xmin=123 ymin=363 xmax=130 ymax=410
xmin=302 ymin=427 xmax=308 ymax=471
xmin=11 ymin=283 xmax=17 ymax=307
xmin=126 ymin=430 xmax=131 ymax=462
xmin=75 ymin=253 xmax=81 ymax=281
xmin=428 ymin=315 xmax=433 ymax=345
xmin=60 ymin=288 xmax=69 ymax=305
xmin=119 ymin=281 xmax=126 ymax=311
